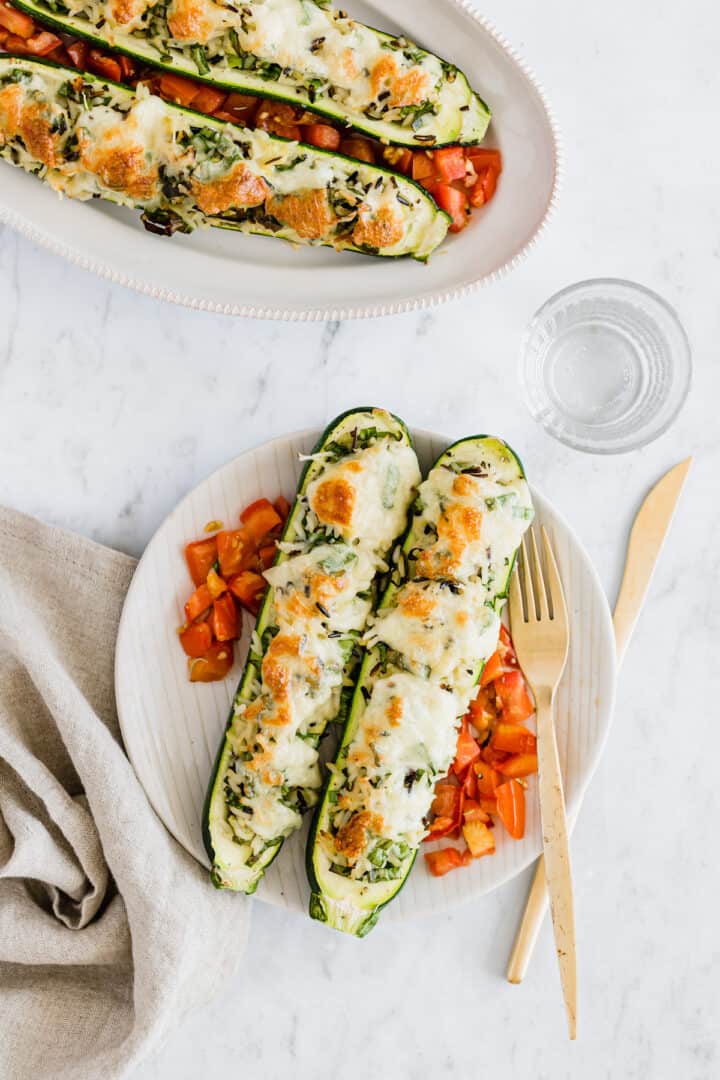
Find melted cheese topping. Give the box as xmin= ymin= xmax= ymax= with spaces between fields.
xmin=325 ymin=449 xmax=534 ymax=878
xmin=306 ymin=440 xmax=421 ymax=551
xmin=415 ymin=468 xmax=533 ymax=586
xmin=264 ymin=543 xmax=375 ymax=631
xmin=368 ymin=581 xmax=500 ymax=693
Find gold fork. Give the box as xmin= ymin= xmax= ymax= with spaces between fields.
xmin=508 ymin=525 xmax=576 ymax=1039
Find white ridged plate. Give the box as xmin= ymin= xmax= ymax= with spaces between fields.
xmin=115 ymin=427 xmax=616 ymax=922
xmin=0 ymin=0 xmax=559 ymax=319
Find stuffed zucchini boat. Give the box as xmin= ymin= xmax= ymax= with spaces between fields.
xmin=11 ymin=0 xmax=491 ymax=147
xmin=0 ymin=55 xmax=450 ymax=257
xmin=307 ymin=435 xmax=534 ymax=936
xmin=203 ymin=408 xmax=421 ymax=894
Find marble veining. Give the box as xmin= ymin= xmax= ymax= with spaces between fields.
xmin=1 ymin=0 xmax=719 ymax=1075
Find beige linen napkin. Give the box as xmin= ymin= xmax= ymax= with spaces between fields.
xmin=0 ymin=508 xmax=250 ymax=1080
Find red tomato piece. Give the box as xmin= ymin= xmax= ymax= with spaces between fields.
xmin=189 ymin=641 xmax=234 ymax=683
xmin=491 ymin=722 xmax=537 ymax=755
xmin=159 ymin=72 xmax=200 ymax=107
xmin=217 ymin=529 xmax=252 ymax=578
xmin=0 ymin=1 xmax=35 ymax=38
xmin=303 ymin=123 xmax=341 ymax=150
xmin=462 ymin=819 xmax=496 ymax=858
xmin=427 ymin=182 xmax=469 ymax=233
xmin=496 ymin=752 xmax=538 ymax=779
xmin=212 ymin=593 xmax=238 ymax=642
xmin=87 ymin=49 xmax=122 ymax=82
xmin=206 ymin=568 xmax=227 ymax=600
xmin=478 ymin=795 xmax=497 ymax=816
xmin=273 ymin=495 xmax=291 ymax=521
xmin=240 ymin=498 xmax=283 ymax=542
xmin=258 ymin=542 xmax=277 ymax=570
xmin=185 ymin=536 xmax=218 ymax=587
xmin=118 ymin=54 xmax=136 ymax=80
xmin=479 ymin=650 xmax=503 ymax=687
xmin=466 ymin=147 xmax=502 ymax=173
xmin=412 ymin=151 xmax=438 ymax=183
xmin=255 ymin=100 xmax=301 ymax=140
xmin=495 ymin=779 xmax=526 ymax=840
xmin=223 ymin=92 xmax=259 ymax=124
xmin=452 ymin=718 xmax=481 ymax=777
xmin=424 ymin=848 xmax=465 ymax=877
xmin=498 ymin=624 xmax=518 ymax=666
xmin=462 ymin=766 xmax=478 ymax=801
xmin=462 ymin=799 xmax=490 ymax=825
xmin=184 ymin=583 xmax=212 ymax=623
xmin=191 ymin=85 xmax=227 ymax=115
xmin=179 ymin=619 xmax=213 ymax=658
xmin=495 ymin=669 xmax=535 ymax=724
xmin=20 ymin=30 xmax=61 ymax=55
xmin=228 ymin=570 xmax=266 ymax=616
xmin=434 ymin=146 xmax=466 ymax=183
xmin=430 ymin=782 xmax=462 ymax=822
xmin=339 ymin=137 xmax=375 ymax=164
xmin=65 ymin=39 xmax=88 ymax=69
xmin=474 ymin=761 xmax=501 ymax=797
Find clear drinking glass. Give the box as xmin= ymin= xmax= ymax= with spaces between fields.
xmin=520 ymin=279 xmax=692 ymax=453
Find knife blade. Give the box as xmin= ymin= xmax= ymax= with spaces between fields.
xmin=506 ymin=457 xmax=692 ymax=985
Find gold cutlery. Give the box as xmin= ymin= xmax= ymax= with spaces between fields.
xmin=506 ymin=459 xmax=692 ymax=993
xmin=508 ymin=527 xmax=575 ymax=1038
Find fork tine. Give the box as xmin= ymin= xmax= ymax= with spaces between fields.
xmin=520 ymin=536 xmax=537 ymax=623
xmin=527 ymin=528 xmax=550 ymax=621
xmin=509 ymin=556 xmax=526 ymax=627
xmin=541 ymin=526 xmax=567 ymax=627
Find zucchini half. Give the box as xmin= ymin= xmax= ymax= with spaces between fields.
xmin=204 ymin=408 xmax=422 ymax=894
xmin=11 ymin=0 xmax=491 ymax=147
xmin=0 ymin=56 xmax=450 ymax=259
xmin=307 ymin=436 xmax=534 ymax=936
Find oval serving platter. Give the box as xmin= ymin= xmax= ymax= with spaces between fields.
xmin=115 ymin=428 xmax=616 ymax=924
xmin=0 ymin=0 xmax=560 ymax=319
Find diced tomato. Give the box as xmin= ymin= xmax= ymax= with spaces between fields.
xmin=179 ymin=619 xmax=213 ymax=658
xmin=425 ymin=847 xmax=466 ymax=877
xmin=434 ymin=146 xmax=466 ymax=183
xmin=498 ymin=624 xmax=518 ymax=666
xmin=273 ymin=495 xmax=291 ymax=521
xmin=452 ymin=717 xmax=481 ymax=777
xmin=223 ymin=92 xmax=259 ymax=123
xmin=480 ymin=743 xmax=510 ymax=767
xmin=496 ymin=752 xmax=538 ymax=779
xmin=0 ymin=1 xmax=35 ymax=38
xmin=491 ymin=722 xmax=537 ymax=755
xmin=466 ymin=147 xmax=502 ymax=173
xmin=66 ymin=39 xmax=88 ymax=69
xmin=212 ymin=592 xmax=238 ymax=642
xmin=425 ymin=816 xmax=457 ymax=841
xmin=427 ymin=182 xmax=469 ymax=233
xmin=212 ymin=111 xmax=239 ymax=124
xmin=478 ymin=795 xmax=497 ymax=815
xmin=87 ymin=49 xmax=122 ymax=82
xmin=340 ymin=136 xmax=375 ymax=164
xmin=18 ymin=30 xmax=61 ymax=55
xmin=185 ymin=536 xmax=218 ymax=586
xmin=159 ymin=72 xmax=200 ymax=107
xmin=462 ymin=766 xmax=478 ymax=801
xmin=430 ymin=782 xmax=462 ymax=822
xmin=474 ymin=761 xmax=501 ymax=797
xmin=382 ymin=146 xmax=413 ymax=175
xmin=240 ymin=498 xmax=283 ymax=542
xmin=462 ymin=819 xmax=496 ymax=858
xmin=479 ymin=649 xmax=503 ymax=687
xmin=184 ymin=583 xmax=212 ymax=623
xmin=495 ymin=670 xmax=535 ymax=724
xmin=228 ymin=570 xmax=266 ymax=616
xmin=462 ymin=799 xmax=490 ymax=825
xmin=191 ymin=85 xmax=227 ymax=115
xmin=206 ymin=567 xmax=227 ymax=600
xmin=118 ymin=54 xmax=136 ymax=80
xmin=495 ymin=779 xmax=526 ymax=840
xmin=470 ymin=166 xmax=499 ymax=209
xmin=467 ymin=687 xmax=496 ymax=738
xmin=412 ymin=151 xmax=438 ymax=183
xmin=216 ymin=529 xmax=252 ymax=578
xmin=255 ymin=100 xmax=301 ymax=140
xmin=258 ymin=542 xmax=277 ymax=570
xmin=189 ymin=641 xmax=234 ymax=683
xmin=303 ymin=123 xmax=341 ymax=150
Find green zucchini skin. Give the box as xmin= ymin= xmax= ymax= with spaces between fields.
xmin=204 ymin=408 xmax=418 ymax=895
xmin=0 ymin=55 xmax=450 ymax=259
xmin=11 ymin=0 xmax=491 ymax=148
xmin=306 ymin=435 xmax=530 ymax=936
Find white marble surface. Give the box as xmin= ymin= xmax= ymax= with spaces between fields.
xmin=1 ymin=0 xmax=718 ymax=1076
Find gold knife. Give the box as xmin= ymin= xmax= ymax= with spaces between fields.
xmin=506 ymin=458 xmax=692 ymax=985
